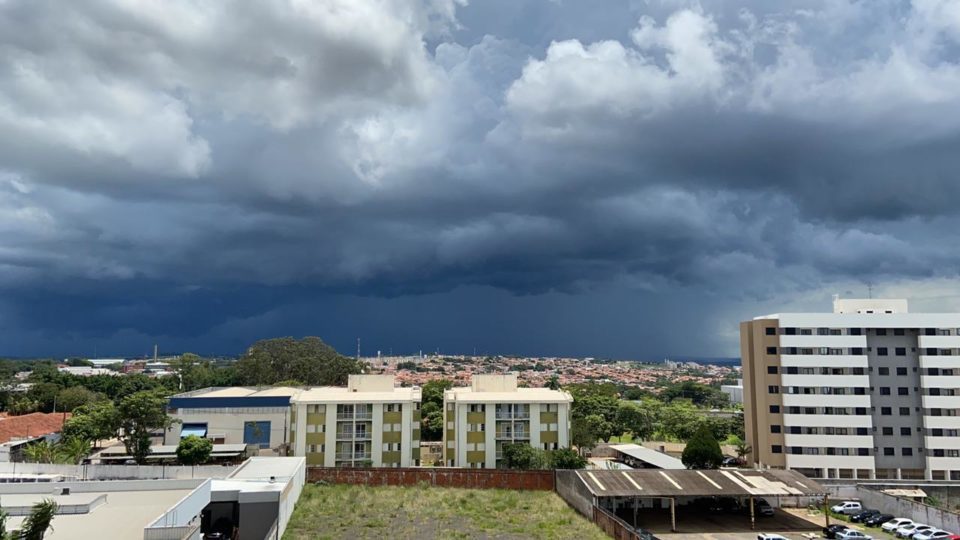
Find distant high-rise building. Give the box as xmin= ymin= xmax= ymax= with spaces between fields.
xmin=741 ymin=297 xmax=960 ymax=481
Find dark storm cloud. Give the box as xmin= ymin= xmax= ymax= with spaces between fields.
xmin=2 ymin=0 xmax=960 ymax=357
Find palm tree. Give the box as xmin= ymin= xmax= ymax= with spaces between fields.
xmin=22 ymin=441 xmax=56 ymax=464
xmin=19 ymin=498 xmax=58 ymax=540
xmin=0 ymin=507 xmax=10 ymax=540
xmin=734 ymin=439 xmax=753 ymax=465
xmin=56 ymin=438 xmax=91 ymax=465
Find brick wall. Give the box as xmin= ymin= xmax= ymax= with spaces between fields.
xmin=306 ymin=467 xmax=555 ymax=490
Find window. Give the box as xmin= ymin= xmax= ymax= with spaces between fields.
xmin=767 ymin=366 xmax=778 ymax=374
xmin=851 ymin=348 xmax=864 ymax=355
xmin=896 ymin=347 xmax=906 ymax=356
xmin=850 ymin=328 xmax=862 ymax=335
xmin=900 ymin=407 xmax=910 ymax=416
xmin=882 ymin=427 xmax=893 ymax=435
xmin=878 ymin=367 xmax=889 ymax=375
xmin=766 ymin=327 xmax=776 ymax=335
xmin=856 ymin=428 xmax=868 ymax=436
xmin=895 ymin=328 xmax=905 ymax=335
xmin=856 ymin=407 xmax=867 ymax=415
xmin=880 ymin=387 xmax=891 ymax=395
xmin=770 ymin=425 xmax=781 ymax=433
xmin=897 ymin=367 xmax=908 ymax=375
xmin=858 ymin=448 xmax=870 ymax=456
xmin=768 ymin=385 xmax=779 ymax=394
xmin=900 ymin=427 xmax=911 ymax=436
xmin=902 ymin=448 xmax=913 ymax=456
xmin=771 ymin=445 xmax=782 ymax=454
xmin=876 ymin=328 xmax=887 ymax=335
xmin=934 ymin=449 xmax=945 ymax=457
xmin=878 ymin=347 xmax=888 ymax=356
xmin=766 ymin=347 xmax=778 ymax=355
xmin=881 ymin=407 xmax=892 ymax=415
xmin=898 ymin=387 xmax=909 ymax=396
xmin=883 ymin=448 xmax=895 ymax=456
xmin=785 ymin=328 xmax=797 ymax=335
xmin=769 ymin=405 xmax=780 ymax=413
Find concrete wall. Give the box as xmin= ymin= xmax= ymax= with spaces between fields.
xmin=0 ymin=462 xmax=235 ymax=480
xmin=555 ymin=470 xmax=594 ymax=518
xmin=858 ymin=487 xmax=960 ymax=533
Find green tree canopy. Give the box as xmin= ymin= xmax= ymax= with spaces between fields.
xmin=55 ymin=386 xmax=102 ymax=412
xmin=681 ymin=424 xmax=724 ymax=469
xmin=118 ymin=391 xmax=173 ymax=464
xmin=570 ymin=415 xmax=604 ymax=455
xmin=62 ymin=401 xmax=121 ymax=446
xmin=502 ymin=443 xmax=547 ymax=469
xmin=235 ymin=337 xmax=360 ymax=386
xmin=616 ymin=400 xmax=659 ymax=441
xmin=548 ymin=447 xmax=587 ymax=469
xmin=176 ymin=435 xmax=213 ymax=466
xmin=661 ymin=381 xmax=730 ymax=408
xmin=19 ymin=498 xmax=58 ymax=540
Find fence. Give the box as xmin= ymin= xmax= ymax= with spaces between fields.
xmin=306 ymin=467 xmax=555 ymax=490
xmin=593 ymin=506 xmax=643 ymax=540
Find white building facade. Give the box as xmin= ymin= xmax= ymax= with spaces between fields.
xmin=742 ymin=297 xmax=960 ymax=480
xmin=443 ymin=373 xmax=573 ymax=468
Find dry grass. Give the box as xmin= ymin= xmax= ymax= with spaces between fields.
xmin=283 ymin=483 xmax=608 ymax=540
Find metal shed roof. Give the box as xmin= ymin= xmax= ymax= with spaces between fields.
xmin=576 ymin=468 xmax=825 ymax=498
xmin=609 ymin=444 xmax=685 ymax=470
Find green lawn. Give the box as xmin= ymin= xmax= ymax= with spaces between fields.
xmin=283 ymin=483 xmax=609 ymax=540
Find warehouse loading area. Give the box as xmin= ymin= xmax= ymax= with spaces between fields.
xmin=559 ymin=468 xmax=828 ymax=538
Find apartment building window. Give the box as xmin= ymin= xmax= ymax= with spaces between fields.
xmin=878 ymin=367 xmax=889 ymax=375
xmin=770 ymin=425 xmax=781 ymax=433
xmin=767 ymin=366 xmax=778 ymax=374
xmin=771 ymin=445 xmax=782 ymax=454
xmin=880 ymin=387 xmax=891 ymax=395
xmin=856 ymin=427 xmax=869 ymax=436
xmin=934 ymin=449 xmax=946 ymax=457
xmin=876 ymin=329 xmax=887 ymax=335
xmin=883 ymin=448 xmax=895 ymax=456
xmin=768 ymin=385 xmax=779 ymax=394
xmin=882 ymin=427 xmax=893 ymax=435
xmin=766 ymin=327 xmax=776 ymax=335
xmin=785 ymin=328 xmax=797 ymax=335
xmin=900 ymin=407 xmax=910 ymax=416
xmin=900 ymin=427 xmax=911 ymax=436
xmin=878 ymin=347 xmax=888 ymax=356
xmin=895 ymin=329 xmax=905 ymax=335
xmin=858 ymin=448 xmax=870 ymax=456
xmin=902 ymin=448 xmax=913 ymax=456
xmin=850 ymin=328 xmax=862 ymax=335
xmin=896 ymin=347 xmax=906 ymax=356
xmin=897 ymin=367 xmax=908 ymax=375
xmin=769 ymin=405 xmax=780 ymax=413
xmin=851 ymin=348 xmax=864 ymax=355
xmin=881 ymin=407 xmax=892 ymax=415
xmin=766 ymin=347 xmax=778 ymax=355
xmin=801 ymin=329 xmax=812 ymax=335
xmin=856 ymin=407 xmax=868 ymax=415
xmin=898 ymin=387 xmax=909 ymax=396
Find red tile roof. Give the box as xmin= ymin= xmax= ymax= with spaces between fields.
xmin=0 ymin=412 xmax=71 ymax=444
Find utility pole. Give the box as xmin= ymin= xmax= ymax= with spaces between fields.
xmin=356 ymin=338 xmax=361 ymax=361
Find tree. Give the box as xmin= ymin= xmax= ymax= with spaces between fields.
xmin=546 ymin=374 xmax=560 ymax=390
xmin=19 ymin=498 xmax=58 ymax=540
xmin=568 ymin=383 xmax=621 ymax=440
xmin=118 ymin=391 xmax=173 ymax=464
xmin=730 ymin=435 xmax=752 ymax=465
xmin=57 ymin=437 xmax=92 ymax=465
xmin=235 ymin=337 xmax=360 ymax=386
xmin=55 ymin=386 xmax=101 ymax=412
xmin=420 ymin=380 xmax=452 ymax=442
xmin=177 ymin=435 xmax=213 ymax=466
xmin=62 ymin=401 xmax=120 ymax=447
xmin=661 ymin=381 xmax=730 ymax=409
xmin=658 ymin=401 xmax=701 ymax=441
xmin=502 ymin=443 xmax=547 ymax=469
xmin=0 ymin=506 xmax=8 ymax=540
xmin=23 ymin=440 xmax=57 ymax=464
xmin=571 ymin=415 xmax=602 ymax=455
xmin=616 ymin=400 xmax=658 ymax=441
xmin=548 ymin=447 xmax=587 ymax=469
xmin=681 ymin=424 xmax=724 ymax=469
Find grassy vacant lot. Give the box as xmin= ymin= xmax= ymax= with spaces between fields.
xmin=283 ymin=483 xmax=608 ymax=540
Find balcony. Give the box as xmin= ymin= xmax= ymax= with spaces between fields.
xmin=780 ymin=355 xmax=868 ymax=368
xmin=335 ymin=431 xmax=371 ymax=440
xmin=495 ymin=413 xmax=530 ymax=420
xmin=335 ymin=452 xmax=372 ymax=461
xmin=495 ymin=431 xmax=530 ymax=439
xmin=780 ymin=374 xmax=870 ymax=388
xmin=778 ymin=335 xmax=867 ymax=349
xmin=782 ymin=393 xmax=870 ymax=408
xmin=782 ymin=414 xmax=872 ymax=428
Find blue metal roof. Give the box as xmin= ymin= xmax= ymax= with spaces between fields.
xmin=168 ymin=395 xmax=292 ymax=410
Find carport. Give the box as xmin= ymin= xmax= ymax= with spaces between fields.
xmin=574 ymin=468 xmax=827 ymax=533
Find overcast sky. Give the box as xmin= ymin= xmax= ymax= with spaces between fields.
xmin=3 ymin=0 xmax=960 ymax=359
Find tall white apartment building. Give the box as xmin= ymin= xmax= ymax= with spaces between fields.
xmin=443 ymin=373 xmax=572 ymax=468
xmin=742 ymin=297 xmax=960 ymax=481
xmin=289 ymin=375 xmax=421 ymax=467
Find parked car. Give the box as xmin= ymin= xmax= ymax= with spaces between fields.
xmin=883 ymin=519 xmax=914 ymax=533
xmin=914 ymin=530 xmax=954 ymax=540
xmin=865 ymin=514 xmax=895 ymax=527
xmin=758 ymin=534 xmax=789 ymax=540
xmin=837 ymin=530 xmax=874 ymax=540
xmin=851 ymin=510 xmax=880 ymax=523
xmin=723 ymin=456 xmax=741 ymax=467
xmin=898 ymin=524 xmax=933 ymax=539
xmin=755 ymin=498 xmax=775 ymax=517
xmin=824 ymin=524 xmax=851 ymax=539
xmin=832 ymin=501 xmax=864 ymax=515
xmin=709 ymin=497 xmax=740 ymax=513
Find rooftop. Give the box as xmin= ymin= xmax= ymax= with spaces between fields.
xmin=293 ymin=385 xmax=421 ymax=403
xmin=444 ymin=386 xmax=572 ymax=403
xmin=609 ymin=444 xmax=685 ymax=470
xmin=574 ymin=468 xmax=826 ymax=498
xmin=172 ymin=386 xmax=302 ymax=399
xmin=0 ymin=412 xmax=71 ymax=444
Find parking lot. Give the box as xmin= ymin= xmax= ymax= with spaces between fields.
xmin=636 ymin=506 xmax=824 ymax=539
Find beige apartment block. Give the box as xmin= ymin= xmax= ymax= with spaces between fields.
xmin=743 ymin=297 xmax=960 ymax=481
xmin=289 ymin=375 xmax=422 ymax=468
xmin=443 ymin=373 xmax=572 ymax=468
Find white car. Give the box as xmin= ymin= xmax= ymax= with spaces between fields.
xmin=883 ymin=519 xmax=914 ymax=533
xmin=914 ymin=530 xmax=954 ymax=540
xmin=832 ymin=501 xmax=864 ymax=515
xmin=758 ymin=534 xmax=789 ymax=540
xmin=897 ymin=524 xmax=933 ymax=538
xmin=837 ymin=530 xmax=873 ymax=540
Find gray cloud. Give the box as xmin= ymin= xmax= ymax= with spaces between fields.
xmin=2 ymin=0 xmax=960 ymax=357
